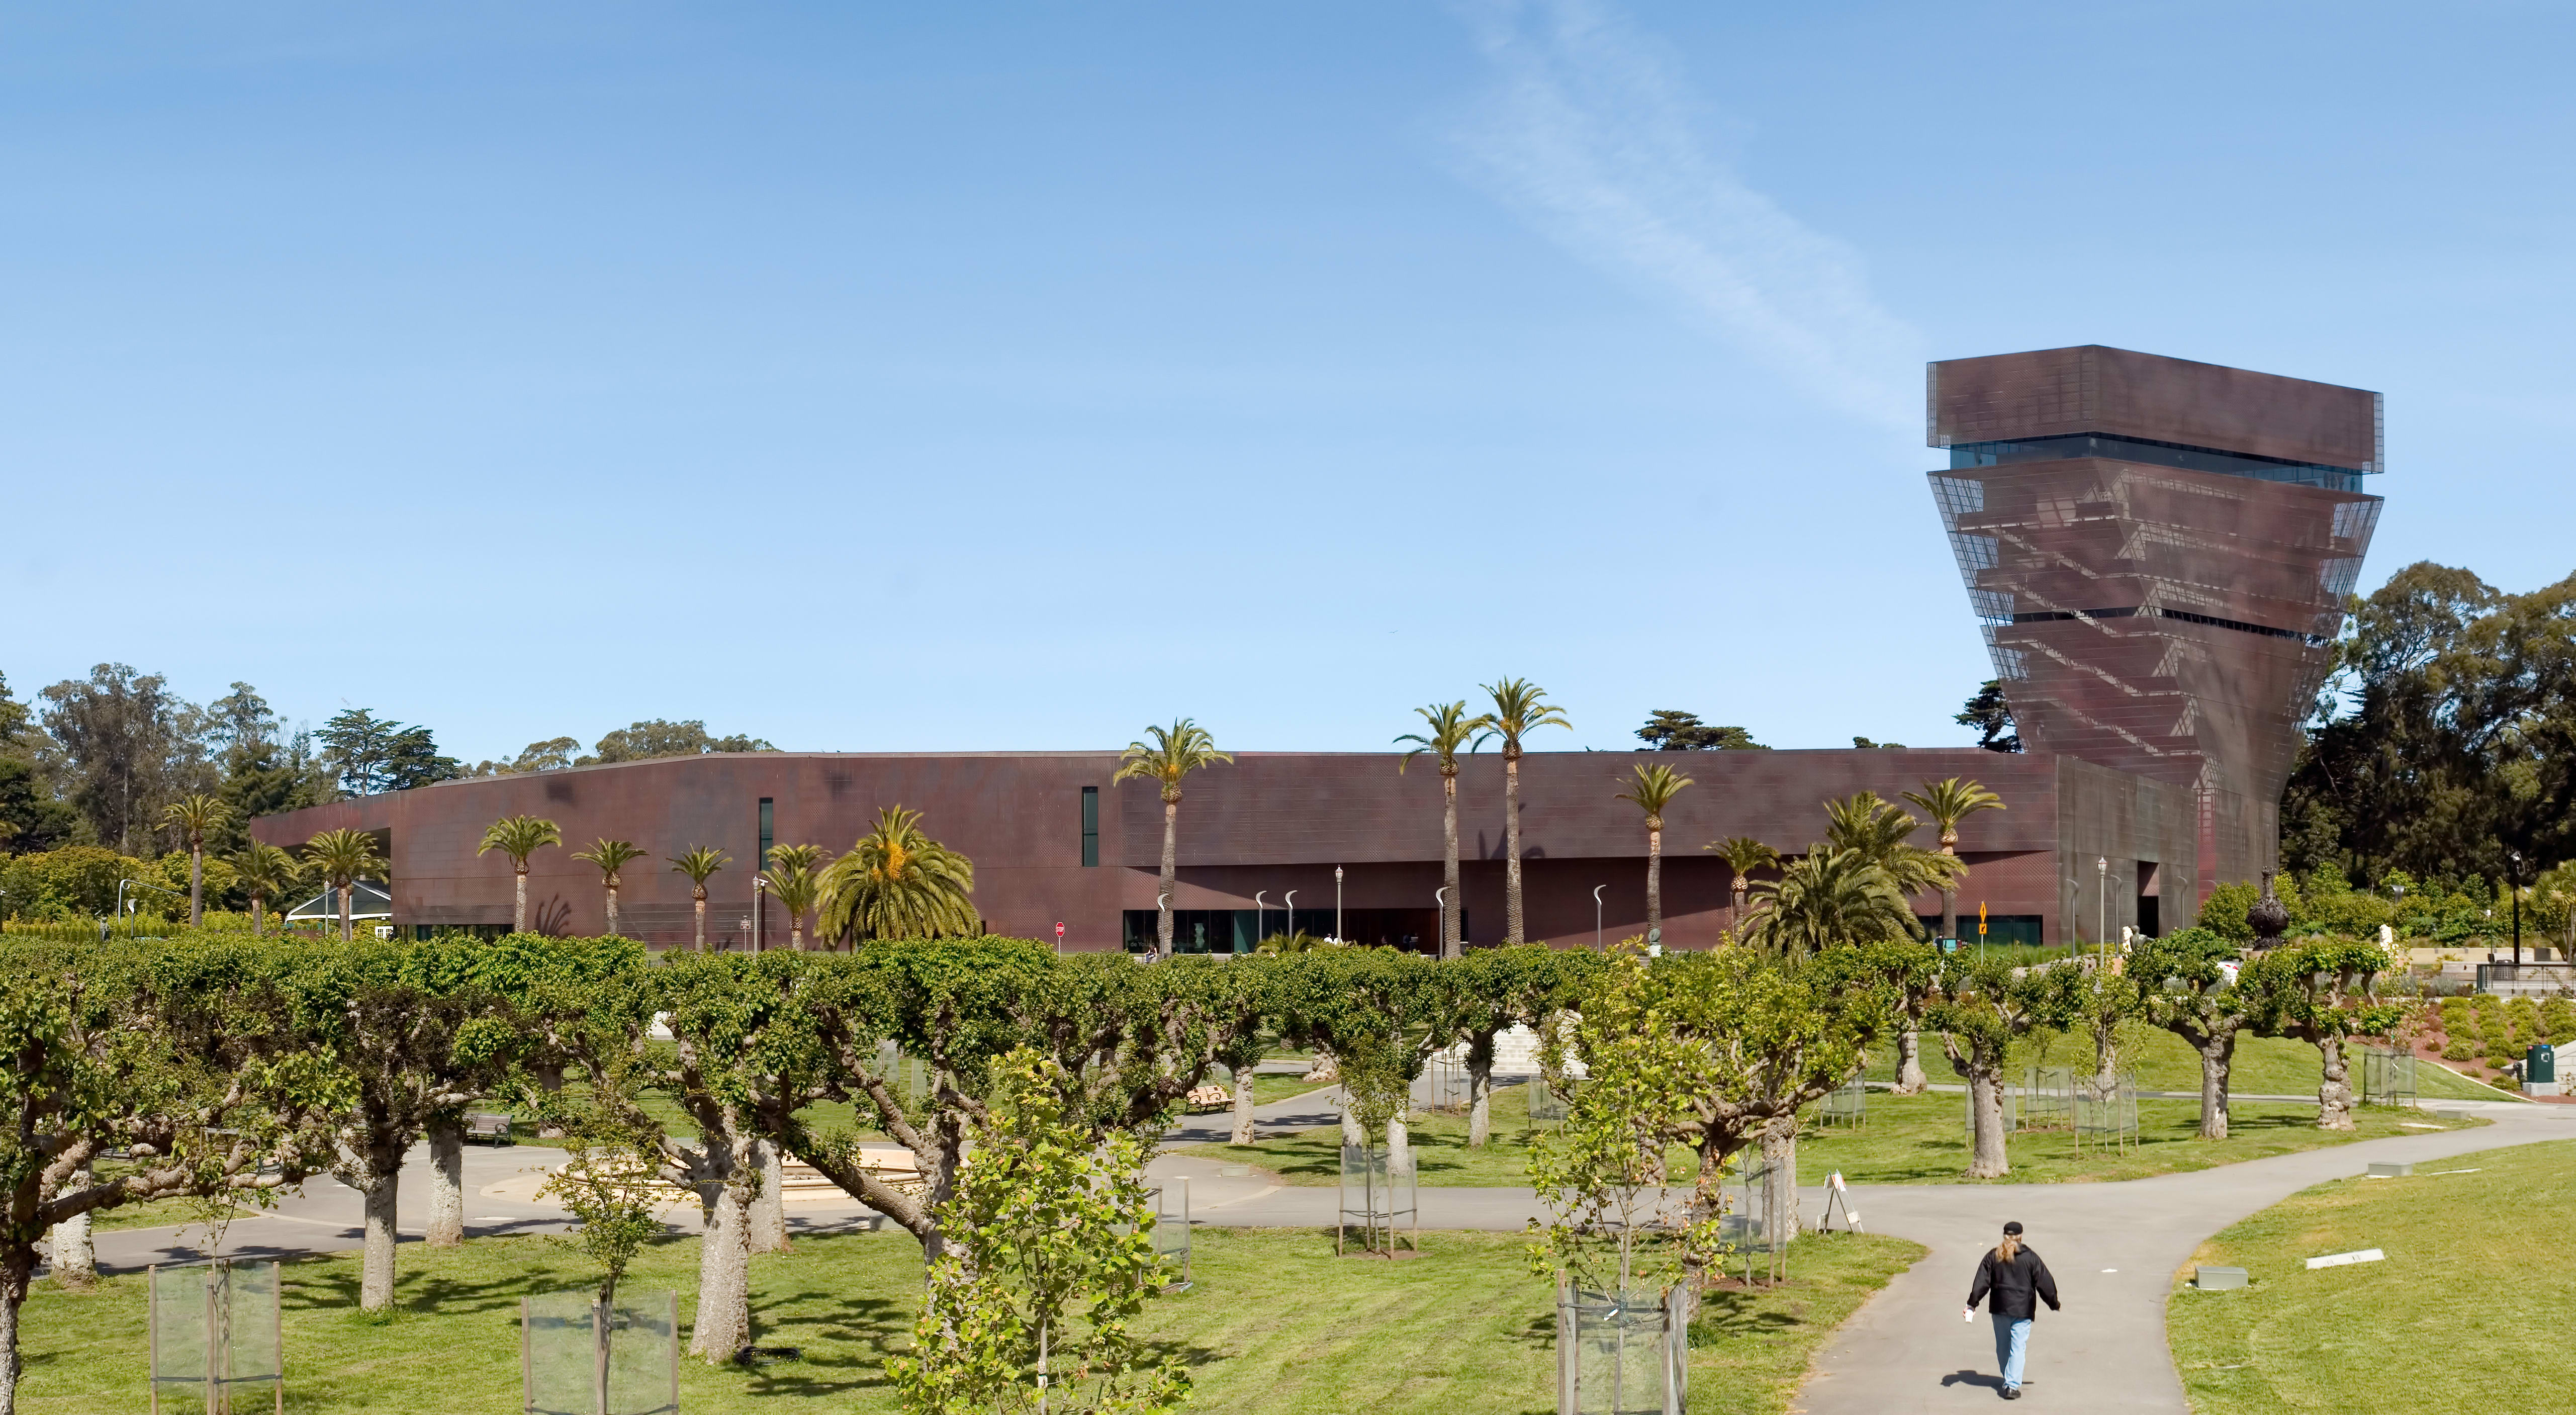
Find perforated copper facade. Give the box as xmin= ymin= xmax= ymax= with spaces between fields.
xmin=1926 ymin=346 xmax=2384 ymax=894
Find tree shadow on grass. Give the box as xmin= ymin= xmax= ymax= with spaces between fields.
xmin=283 ymin=1265 xmax=558 ymax=1318
xmin=734 ymin=1291 xmax=909 ymax=1399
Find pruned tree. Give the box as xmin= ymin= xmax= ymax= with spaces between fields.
xmin=1438 ymin=946 xmax=1597 ymax=1148
xmin=286 ymin=936 xmax=522 ymax=1300
xmin=1929 ymin=957 xmax=2084 ymax=1178
xmin=2131 ymin=927 xmax=2260 ymax=1139
xmin=0 ymin=938 xmax=349 ymax=1415
xmin=2252 ymin=936 xmax=2408 ymax=1130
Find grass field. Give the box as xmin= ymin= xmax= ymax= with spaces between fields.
xmin=15 ymin=1226 xmax=1922 ymax=1415
xmin=1864 ymin=1027 xmax=2505 ymax=1102
xmin=2167 ymin=1138 xmax=2576 ymax=1413
xmin=1175 ymin=1081 xmax=2488 ymax=1187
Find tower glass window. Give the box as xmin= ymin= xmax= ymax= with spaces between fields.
xmin=1080 ymin=786 xmax=1099 ymax=867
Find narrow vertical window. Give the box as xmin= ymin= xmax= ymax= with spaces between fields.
xmin=1080 ymin=786 xmax=1099 ymax=867
xmin=758 ymin=797 xmax=774 ymax=871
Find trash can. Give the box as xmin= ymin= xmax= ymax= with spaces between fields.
xmin=2525 ymin=1043 xmax=2559 ymax=1097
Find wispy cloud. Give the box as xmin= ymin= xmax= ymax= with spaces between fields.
xmin=1447 ymin=0 xmax=1922 ymax=429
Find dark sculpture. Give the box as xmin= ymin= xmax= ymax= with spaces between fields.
xmin=2246 ymin=869 xmax=2290 ymax=950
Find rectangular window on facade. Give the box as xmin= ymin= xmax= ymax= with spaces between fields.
xmin=759 ymin=798 xmax=774 ymax=871
xmin=1080 ymin=786 xmax=1099 ymax=867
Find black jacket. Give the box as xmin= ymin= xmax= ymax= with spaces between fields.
xmin=1968 ymin=1245 xmax=2061 ymax=1320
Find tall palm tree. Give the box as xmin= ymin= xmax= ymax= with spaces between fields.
xmin=1895 ymin=779 xmax=2004 ymax=1096
xmin=1615 ymin=763 xmax=1693 ymax=946
xmin=1482 ymin=678 xmax=1570 ymax=944
xmin=160 ymin=793 xmax=232 ymax=928
xmin=230 ymin=842 xmax=301 ymax=937
xmin=1900 ymin=778 xmax=2005 ymax=947
xmin=1743 ymin=847 xmax=1916 ymax=954
xmin=1114 ymin=719 xmax=1233 ymax=960
xmin=815 ymin=806 xmax=978 ymax=942
xmin=1398 ymin=701 xmax=1497 ymax=959
xmin=669 ymin=846 xmax=731 ymax=951
xmin=570 ymin=838 xmax=648 ymax=937
xmin=302 ymin=828 xmax=387 ymax=942
xmin=1705 ymin=835 xmax=1780 ymax=939
xmin=478 ymin=814 xmax=563 ymax=934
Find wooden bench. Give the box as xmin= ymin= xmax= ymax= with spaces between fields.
xmin=464 ymin=1112 xmax=515 ymax=1146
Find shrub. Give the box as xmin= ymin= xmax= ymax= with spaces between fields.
xmin=2443 ymin=1040 xmax=2475 ymax=1061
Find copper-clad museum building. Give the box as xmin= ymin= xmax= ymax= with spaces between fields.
xmin=255 ymin=346 xmax=2380 ymax=953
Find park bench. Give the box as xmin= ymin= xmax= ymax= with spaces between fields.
xmin=464 ymin=1112 xmax=515 ymax=1145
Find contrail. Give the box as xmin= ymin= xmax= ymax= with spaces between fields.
xmin=1448 ymin=0 xmax=1923 ymax=430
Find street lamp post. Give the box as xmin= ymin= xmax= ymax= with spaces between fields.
xmin=1254 ymin=891 xmax=1269 ymax=948
xmin=1593 ymin=885 xmax=1606 ymax=951
xmin=1433 ymin=887 xmax=1447 ymax=955
xmin=1284 ymin=891 xmax=1298 ymax=948
xmin=2510 ymin=851 xmax=2524 ymax=966
xmin=753 ymin=874 xmax=769 ymax=956
xmin=2097 ymin=857 xmax=2109 ymax=959
xmin=1333 ymin=866 xmax=1343 ymax=942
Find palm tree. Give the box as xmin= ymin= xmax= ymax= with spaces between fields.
xmin=302 ymin=828 xmax=387 ymax=942
xmin=1482 ymin=678 xmax=1570 ymax=944
xmin=1113 ymin=720 xmax=1233 ymax=960
xmin=160 ymin=793 xmax=232 ymax=928
xmin=1743 ymin=847 xmax=1916 ymax=954
xmin=1398 ymin=701 xmax=1497 ymax=959
xmin=570 ymin=838 xmax=648 ymax=936
xmin=1894 ymin=779 xmax=2004 ymax=1096
xmin=763 ymin=844 xmax=829 ymax=950
xmin=1615 ymin=763 xmax=1693 ymax=946
xmin=478 ymin=814 xmax=563 ymax=934
xmin=669 ymin=846 xmax=731 ymax=951
xmin=1705 ymin=835 xmax=1780 ymax=939
xmin=230 ymin=842 xmax=301 ymax=937
xmin=815 ymin=806 xmax=978 ymax=943
xmin=1822 ymin=791 xmax=1966 ymax=905
xmin=1901 ymin=778 xmax=2005 ymax=947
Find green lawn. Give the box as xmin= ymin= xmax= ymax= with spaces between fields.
xmin=14 ymin=1226 xmax=1921 ymax=1415
xmin=1178 ymin=1085 xmax=2488 ymax=1187
xmin=2167 ymin=1138 xmax=2576 ymax=1413
xmin=1866 ymin=1028 xmax=2504 ymax=1102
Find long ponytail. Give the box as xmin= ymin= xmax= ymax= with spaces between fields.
xmin=1996 ymin=1233 xmax=2021 ymax=1264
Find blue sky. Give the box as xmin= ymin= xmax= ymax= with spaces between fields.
xmin=8 ymin=2 xmax=2573 ymax=762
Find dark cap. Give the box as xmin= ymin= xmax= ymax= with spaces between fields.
xmin=2002 ymin=1221 xmax=2023 ymax=1235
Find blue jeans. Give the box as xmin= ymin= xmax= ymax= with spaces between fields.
xmin=1991 ymin=1314 xmax=2032 ymax=1389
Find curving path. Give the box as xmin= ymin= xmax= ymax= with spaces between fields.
xmin=1791 ymin=1098 xmax=2576 ymax=1412
xmin=59 ymin=1085 xmax=2576 ymax=1415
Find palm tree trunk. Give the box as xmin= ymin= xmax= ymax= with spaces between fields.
xmin=513 ymin=862 xmax=529 ymax=934
xmin=250 ymin=893 xmax=265 ymax=938
xmin=1440 ymin=773 xmax=1461 ymax=959
xmin=1503 ymin=752 xmax=1525 ymax=944
xmin=1645 ymin=825 xmax=1664 ymax=944
xmin=1730 ymin=879 xmax=1746 ymax=941
xmin=188 ymin=841 xmax=204 ymax=928
xmin=693 ymin=892 xmax=707 ymax=952
xmin=339 ymin=880 xmax=353 ymax=942
xmin=605 ymin=879 xmax=621 ymax=937
xmin=1158 ymin=798 xmax=1179 ymax=960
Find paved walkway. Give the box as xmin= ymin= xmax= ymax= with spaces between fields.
xmin=1794 ymin=1099 xmax=2576 ymax=1412
xmin=61 ymin=1084 xmax=2576 ymax=1414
